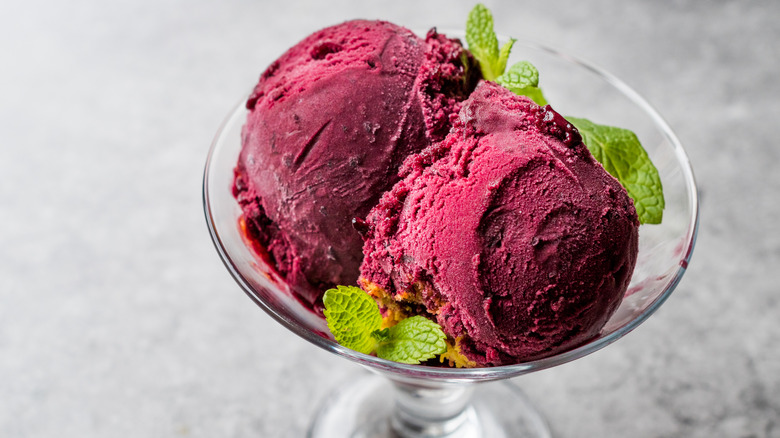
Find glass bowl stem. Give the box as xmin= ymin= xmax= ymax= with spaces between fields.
xmin=390 ymin=378 xmax=475 ymax=437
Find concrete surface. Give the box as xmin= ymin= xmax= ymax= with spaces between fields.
xmin=1 ymin=0 xmax=778 ymax=437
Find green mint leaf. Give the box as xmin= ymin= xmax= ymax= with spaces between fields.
xmin=496 ymin=61 xmax=548 ymax=105
xmin=323 ymin=285 xmax=383 ymax=355
xmin=324 ymin=286 xmax=448 ymax=365
xmin=375 ymin=316 xmax=447 ymax=364
xmin=498 ymin=60 xmax=539 ymax=87
xmin=466 ymin=4 xmax=498 ymax=79
xmin=371 ymin=328 xmax=391 ymax=343
xmin=567 ymin=117 xmax=665 ymax=224
xmin=496 ymin=37 xmax=516 ymax=79
xmin=466 ymin=4 xmax=513 ymax=81
xmin=515 ymin=86 xmax=548 ymax=106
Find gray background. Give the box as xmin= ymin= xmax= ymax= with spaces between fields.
xmin=2 ymin=0 xmax=778 ymax=437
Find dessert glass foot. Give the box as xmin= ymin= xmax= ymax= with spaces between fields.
xmin=204 ymin=40 xmax=698 ymax=438
xmin=308 ymin=372 xmax=550 ymax=438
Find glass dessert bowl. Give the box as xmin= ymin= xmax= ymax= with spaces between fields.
xmin=204 ymin=39 xmax=698 ymax=438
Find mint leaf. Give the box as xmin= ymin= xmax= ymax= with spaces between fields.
xmin=466 ymin=4 xmax=514 ymax=81
xmin=498 ymin=60 xmax=539 ymax=88
xmin=323 ymin=285 xmax=382 ymax=355
xmin=466 ymin=4 xmax=498 ymax=78
xmin=514 ymin=86 xmax=547 ymax=106
xmin=375 ymin=316 xmax=447 ymax=364
xmin=567 ymin=117 xmax=665 ymax=224
xmin=496 ymin=37 xmax=516 ymax=80
xmin=496 ymin=61 xmax=548 ymax=105
xmin=324 ymin=286 xmax=448 ymax=365
xmin=371 ymin=328 xmax=391 ymax=343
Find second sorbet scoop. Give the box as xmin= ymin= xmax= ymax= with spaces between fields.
xmin=359 ymin=82 xmax=640 ymax=366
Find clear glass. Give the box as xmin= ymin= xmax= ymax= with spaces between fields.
xmin=203 ymin=40 xmax=698 ymax=438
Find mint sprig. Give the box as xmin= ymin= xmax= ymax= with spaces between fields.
xmin=496 ymin=61 xmax=548 ymax=106
xmin=465 ymin=5 xmax=547 ymax=105
xmin=323 ymin=286 xmax=447 ymax=364
xmin=567 ymin=117 xmax=665 ymax=224
xmin=466 ymin=4 xmax=515 ymax=81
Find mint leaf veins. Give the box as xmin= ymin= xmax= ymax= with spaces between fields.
xmin=323 ymin=285 xmax=383 ymax=355
xmin=466 ymin=3 xmax=515 ymax=81
xmin=375 ymin=316 xmax=447 ymax=364
xmin=323 ymin=286 xmax=447 ymax=364
xmin=567 ymin=117 xmax=665 ymax=224
xmin=496 ymin=61 xmax=548 ymax=106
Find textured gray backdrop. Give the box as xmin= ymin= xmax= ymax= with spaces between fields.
xmin=1 ymin=0 xmax=778 ymax=437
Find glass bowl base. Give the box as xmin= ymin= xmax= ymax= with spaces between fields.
xmin=308 ymin=372 xmax=551 ymax=438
